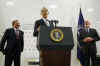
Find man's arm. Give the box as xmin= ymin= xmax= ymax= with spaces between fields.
xmin=0 ymin=29 xmax=9 ymax=51
xmin=82 ymin=29 xmax=100 ymax=43
xmin=77 ymin=31 xmax=86 ymax=46
xmin=33 ymin=21 xmax=40 ymax=37
xmin=21 ymin=31 xmax=24 ymax=52
xmin=92 ymin=29 xmax=100 ymax=41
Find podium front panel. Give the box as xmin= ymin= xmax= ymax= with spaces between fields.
xmin=39 ymin=26 xmax=74 ymax=50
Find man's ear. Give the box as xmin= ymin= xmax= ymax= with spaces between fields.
xmin=48 ymin=11 xmax=49 ymax=14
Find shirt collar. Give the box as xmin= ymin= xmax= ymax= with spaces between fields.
xmin=85 ymin=27 xmax=90 ymax=30
xmin=42 ymin=18 xmax=48 ymax=22
xmin=13 ymin=28 xmax=19 ymax=31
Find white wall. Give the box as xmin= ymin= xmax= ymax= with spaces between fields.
xmin=0 ymin=0 xmax=100 ymax=66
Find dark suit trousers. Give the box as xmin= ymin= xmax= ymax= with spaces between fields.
xmin=5 ymin=54 xmax=21 ymax=66
xmin=82 ymin=45 xmax=96 ymax=66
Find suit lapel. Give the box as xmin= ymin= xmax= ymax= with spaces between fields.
xmin=11 ymin=28 xmax=16 ymax=37
xmin=40 ymin=19 xmax=48 ymax=27
xmin=84 ymin=28 xmax=92 ymax=36
xmin=18 ymin=30 xmax=21 ymax=38
xmin=12 ymin=28 xmax=21 ymax=39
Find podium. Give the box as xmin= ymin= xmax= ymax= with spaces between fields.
xmin=38 ymin=26 xmax=74 ymax=66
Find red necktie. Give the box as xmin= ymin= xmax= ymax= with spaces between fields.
xmin=16 ymin=30 xmax=19 ymax=39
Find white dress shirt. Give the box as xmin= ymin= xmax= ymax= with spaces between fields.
xmin=14 ymin=28 xmax=20 ymax=37
xmin=42 ymin=18 xmax=50 ymax=27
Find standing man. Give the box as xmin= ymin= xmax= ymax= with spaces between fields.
xmin=78 ymin=20 xmax=100 ymax=66
xmin=33 ymin=7 xmax=54 ymax=66
xmin=0 ymin=20 xmax=24 ymax=66
xmin=33 ymin=7 xmax=54 ymax=37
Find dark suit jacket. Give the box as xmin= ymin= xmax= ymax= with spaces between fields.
xmin=33 ymin=19 xmax=54 ymax=50
xmin=33 ymin=19 xmax=54 ymax=37
xmin=78 ymin=28 xmax=100 ymax=54
xmin=0 ymin=28 xmax=24 ymax=55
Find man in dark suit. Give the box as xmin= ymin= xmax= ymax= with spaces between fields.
xmin=78 ymin=20 xmax=100 ymax=66
xmin=0 ymin=20 xmax=24 ymax=66
xmin=33 ymin=7 xmax=54 ymax=37
xmin=33 ymin=7 xmax=54 ymax=66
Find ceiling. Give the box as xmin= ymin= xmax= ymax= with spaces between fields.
xmin=0 ymin=0 xmax=100 ymax=28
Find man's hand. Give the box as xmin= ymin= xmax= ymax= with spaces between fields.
xmin=87 ymin=37 xmax=94 ymax=42
xmin=37 ymin=26 xmax=40 ymax=32
xmin=83 ymin=38 xmax=88 ymax=42
xmin=83 ymin=37 xmax=94 ymax=43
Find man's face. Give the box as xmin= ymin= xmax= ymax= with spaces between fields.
xmin=13 ymin=22 xmax=20 ymax=29
xmin=84 ymin=21 xmax=90 ymax=28
xmin=41 ymin=8 xmax=48 ymax=18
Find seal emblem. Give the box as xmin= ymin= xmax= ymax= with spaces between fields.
xmin=50 ymin=28 xmax=64 ymax=42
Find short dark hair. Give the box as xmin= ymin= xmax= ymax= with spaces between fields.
xmin=41 ymin=7 xmax=48 ymax=12
xmin=12 ymin=20 xmax=18 ymax=26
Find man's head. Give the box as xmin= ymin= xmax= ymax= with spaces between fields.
xmin=41 ymin=7 xmax=49 ymax=19
xmin=84 ymin=20 xmax=91 ymax=28
xmin=12 ymin=20 xmax=20 ymax=29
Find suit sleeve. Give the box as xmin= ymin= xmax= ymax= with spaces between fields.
xmin=93 ymin=29 xmax=100 ymax=41
xmin=77 ymin=34 xmax=83 ymax=46
xmin=33 ymin=21 xmax=40 ymax=37
xmin=0 ymin=29 xmax=9 ymax=51
xmin=77 ymin=31 xmax=86 ymax=47
xmin=21 ymin=32 xmax=24 ymax=52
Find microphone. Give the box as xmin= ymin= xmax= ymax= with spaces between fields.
xmin=50 ymin=20 xmax=59 ymax=27
xmin=50 ymin=20 xmax=59 ymax=24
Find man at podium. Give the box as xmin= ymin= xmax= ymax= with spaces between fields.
xmin=33 ymin=7 xmax=54 ymax=66
xmin=33 ymin=7 xmax=53 ymax=37
xmin=33 ymin=7 xmax=73 ymax=66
